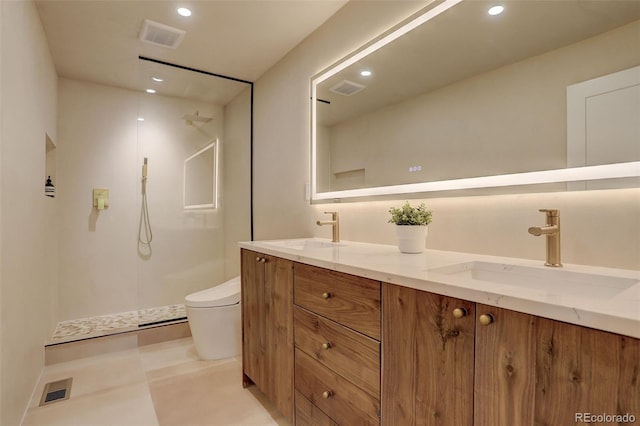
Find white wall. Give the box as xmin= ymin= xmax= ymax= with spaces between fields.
xmin=223 ymin=86 xmax=252 ymax=277
xmin=0 ymin=1 xmax=58 ymax=424
xmin=57 ymin=78 xmax=227 ymax=320
xmin=253 ymin=1 xmax=640 ymax=271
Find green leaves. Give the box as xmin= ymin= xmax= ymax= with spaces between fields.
xmin=388 ymin=201 xmax=433 ymax=226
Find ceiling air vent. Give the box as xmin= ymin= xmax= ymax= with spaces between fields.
xmin=138 ymin=19 xmax=186 ymax=49
xmin=330 ymin=80 xmax=366 ymax=96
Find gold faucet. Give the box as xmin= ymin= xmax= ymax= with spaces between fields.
xmin=528 ymin=209 xmax=562 ymax=267
xmin=316 ymin=211 xmax=340 ymax=243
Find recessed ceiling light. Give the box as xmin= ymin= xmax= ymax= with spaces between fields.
xmin=488 ymin=5 xmax=504 ymax=15
xmin=360 ymin=70 xmax=372 ymax=77
xmin=146 ymin=89 xmax=156 ymax=94
xmin=177 ymin=7 xmax=192 ymax=17
xmin=152 ymin=77 xmax=164 ymax=82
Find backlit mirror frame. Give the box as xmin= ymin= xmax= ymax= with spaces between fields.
xmin=310 ymin=0 xmax=640 ymax=202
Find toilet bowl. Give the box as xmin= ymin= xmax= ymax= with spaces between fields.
xmin=185 ymin=276 xmax=241 ymax=360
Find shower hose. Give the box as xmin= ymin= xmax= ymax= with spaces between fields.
xmin=138 ymin=159 xmax=153 ymax=245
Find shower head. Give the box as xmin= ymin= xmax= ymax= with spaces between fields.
xmin=182 ymin=111 xmax=212 ymax=125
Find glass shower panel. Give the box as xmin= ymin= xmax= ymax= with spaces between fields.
xmin=135 ymin=61 xmax=251 ymax=320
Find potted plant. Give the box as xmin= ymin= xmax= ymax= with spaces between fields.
xmin=388 ymin=201 xmax=433 ymax=253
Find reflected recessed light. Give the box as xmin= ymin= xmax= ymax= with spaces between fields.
xmin=137 ymin=117 xmax=145 ymax=122
xmin=151 ymin=77 xmax=164 ymax=82
xmin=177 ymin=7 xmax=191 ymax=17
xmin=146 ymin=89 xmax=156 ymax=94
xmin=488 ymin=5 xmax=504 ymax=15
xmin=360 ymin=70 xmax=372 ymax=77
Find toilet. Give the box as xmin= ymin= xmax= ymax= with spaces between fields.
xmin=185 ymin=276 xmax=241 ymax=360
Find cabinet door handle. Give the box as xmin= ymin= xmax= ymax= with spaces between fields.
xmin=255 ymin=256 xmax=261 ymax=262
xmin=321 ymin=342 xmax=332 ymax=350
xmin=322 ymin=390 xmax=333 ymax=399
xmin=479 ymin=313 xmax=494 ymax=326
xmin=321 ymin=292 xmax=332 ymax=299
xmin=453 ymin=307 xmax=468 ymax=319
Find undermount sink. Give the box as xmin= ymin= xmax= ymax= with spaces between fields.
xmin=262 ymin=238 xmax=345 ymax=250
xmin=428 ymin=261 xmax=639 ymax=299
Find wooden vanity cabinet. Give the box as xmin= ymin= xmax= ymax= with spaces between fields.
xmin=382 ymin=282 xmax=640 ymax=425
xmin=240 ymin=249 xmax=294 ymax=421
xmin=240 ymin=252 xmax=639 ymax=425
xmin=293 ymin=263 xmax=382 ymax=425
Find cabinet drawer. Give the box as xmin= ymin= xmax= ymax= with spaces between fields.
xmin=295 ymin=349 xmax=380 ymax=425
xmin=295 ymin=390 xmax=338 ymax=426
xmin=294 ymin=306 xmax=380 ymax=397
xmin=294 ymin=263 xmax=381 ymax=340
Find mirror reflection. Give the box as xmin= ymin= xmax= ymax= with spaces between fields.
xmin=184 ymin=141 xmax=218 ymax=209
xmin=313 ymin=0 xmax=640 ymax=197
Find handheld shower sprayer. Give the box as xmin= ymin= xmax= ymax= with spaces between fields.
xmin=139 ymin=157 xmax=153 ymax=245
xmin=142 ymin=157 xmax=148 ymax=191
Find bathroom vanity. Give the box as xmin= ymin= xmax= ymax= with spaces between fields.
xmin=239 ymin=239 xmax=639 ymax=425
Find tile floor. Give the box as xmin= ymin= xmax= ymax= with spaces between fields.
xmin=23 ymin=337 xmax=291 ymax=426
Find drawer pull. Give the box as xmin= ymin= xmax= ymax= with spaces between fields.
xmin=322 ymin=390 xmax=333 ymax=399
xmin=321 ymin=342 xmax=332 ymax=350
xmin=453 ymin=307 xmax=468 ymax=319
xmin=321 ymin=292 xmax=332 ymax=299
xmin=479 ymin=313 xmax=494 ymax=326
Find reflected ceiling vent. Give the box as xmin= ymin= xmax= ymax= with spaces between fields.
xmin=138 ymin=19 xmax=186 ymax=49
xmin=330 ymin=80 xmax=366 ymax=96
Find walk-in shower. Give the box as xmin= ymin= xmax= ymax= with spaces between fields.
xmin=51 ymin=57 xmax=253 ymax=343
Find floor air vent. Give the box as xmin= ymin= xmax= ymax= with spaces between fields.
xmin=39 ymin=378 xmax=72 ymax=406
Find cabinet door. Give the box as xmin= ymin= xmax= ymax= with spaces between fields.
xmin=241 ymin=250 xmax=294 ymax=421
xmin=241 ymin=249 xmax=266 ymax=388
xmin=534 ymin=315 xmax=639 ymax=424
xmin=474 ymin=305 xmax=536 ymax=425
xmin=264 ymin=254 xmax=294 ymax=419
xmin=382 ymin=283 xmax=474 ymax=425
xmin=474 ymin=304 xmax=640 ymax=425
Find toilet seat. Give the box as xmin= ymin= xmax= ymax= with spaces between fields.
xmin=185 ymin=276 xmax=240 ymax=308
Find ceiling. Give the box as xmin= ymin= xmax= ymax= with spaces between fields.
xmin=35 ymin=0 xmax=348 ymax=103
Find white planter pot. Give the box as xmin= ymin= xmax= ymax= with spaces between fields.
xmin=395 ymin=225 xmax=428 ymax=254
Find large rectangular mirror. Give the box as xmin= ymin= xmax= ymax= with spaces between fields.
xmin=311 ymin=0 xmax=640 ymax=201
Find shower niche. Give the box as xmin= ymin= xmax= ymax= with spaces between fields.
xmin=183 ymin=140 xmax=218 ymax=210
xmin=45 ymin=134 xmax=56 ymax=198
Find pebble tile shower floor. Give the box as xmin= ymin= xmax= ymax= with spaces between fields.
xmin=23 ymin=337 xmax=291 ymax=425
xmin=50 ymin=304 xmax=187 ymax=344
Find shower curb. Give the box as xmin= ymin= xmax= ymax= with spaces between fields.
xmin=44 ymin=321 xmax=191 ymax=365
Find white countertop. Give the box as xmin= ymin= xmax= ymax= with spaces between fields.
xmin=239 ymin=238 xmax=640 ymax=339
